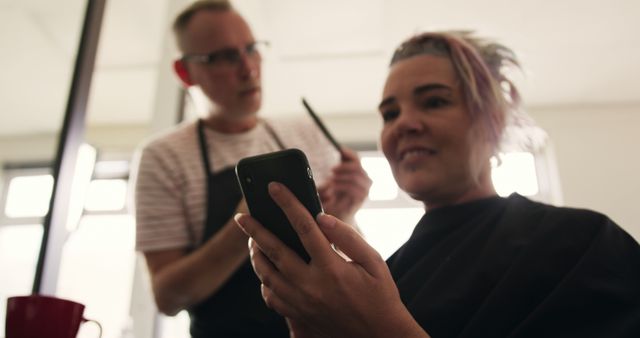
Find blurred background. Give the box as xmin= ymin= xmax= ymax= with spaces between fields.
xmin=1 ymin=0 xmax=638 ymax=337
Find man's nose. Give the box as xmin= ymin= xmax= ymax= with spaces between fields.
xmin=238 ymin=53 xmax=258 ymax=79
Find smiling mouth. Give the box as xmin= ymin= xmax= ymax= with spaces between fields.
xmin=400 ymin=148 xmax=437 ymax=161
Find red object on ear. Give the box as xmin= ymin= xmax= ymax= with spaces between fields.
xmin=173 ymin=59 xmax=193 ymax=87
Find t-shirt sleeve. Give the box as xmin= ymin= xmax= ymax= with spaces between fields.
xmin=134 ymin=142 xmax=193 ymax=252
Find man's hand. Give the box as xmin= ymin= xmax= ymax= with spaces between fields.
xmin=318 ymin=148 xmax=371 ymax=222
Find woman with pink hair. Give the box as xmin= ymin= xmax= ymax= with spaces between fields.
xmin=235 ymin=31 xmax=640 ymax=338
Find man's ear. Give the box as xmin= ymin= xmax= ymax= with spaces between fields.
xmin=173 ymin=59 xmax=193 ymax=87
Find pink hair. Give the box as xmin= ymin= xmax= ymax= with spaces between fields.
xmin=390 ymin=31 xmax=521 ymax=152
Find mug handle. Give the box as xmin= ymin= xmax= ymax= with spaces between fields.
xmin=82 ymin=317 xmax=103 ymax=338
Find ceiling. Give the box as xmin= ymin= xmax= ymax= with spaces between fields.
xmin=1 ymin=0 xmax=639 ymax=136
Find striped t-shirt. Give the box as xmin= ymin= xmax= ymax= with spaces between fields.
xmin=133 ymin=117 xmax=339 ymax=252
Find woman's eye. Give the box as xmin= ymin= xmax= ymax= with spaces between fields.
xmin=381 ymin=109 xmax=399 ymax=122
xmin=421 ymin=97 xmax=449 ymax=109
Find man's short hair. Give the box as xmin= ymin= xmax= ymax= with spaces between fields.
xmin=173 ymin=0 xmax=233 ymax=35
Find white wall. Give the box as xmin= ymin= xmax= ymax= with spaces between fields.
xmin=0 ymin=133 xmax=58 ymax=165
xmin=529 ymin=103 xmax=640 ymax=241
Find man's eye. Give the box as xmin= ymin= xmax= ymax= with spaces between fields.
xmin=381 ymin=110 xmax=399 ymax=122
xmin=219 ymin=50 xmax=241 ymax=63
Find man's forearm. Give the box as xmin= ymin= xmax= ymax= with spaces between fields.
xmin=149 ymin=218 xmax=249 ymax=315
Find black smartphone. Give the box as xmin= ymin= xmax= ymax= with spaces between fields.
xmin=235 ymin=148 xmax=323 ymax=262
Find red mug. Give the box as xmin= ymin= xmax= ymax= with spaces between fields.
xmin=5 ymin=294 xmax=102 ymax=338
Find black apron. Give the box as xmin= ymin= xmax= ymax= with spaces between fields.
xmin=189 ymin=119 xmax=289 ymax=338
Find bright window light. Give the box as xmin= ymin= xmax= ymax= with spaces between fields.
xmin=5 ymin=175 xmax=53 ymax=218
xmin=491 ymin=152 xmax=539 ymax=197
xmin=0 ymin=224 xmax=43 ymax=335
xmin=361 ymin=156 xmax=398 ymax=201
xmin=160 ymin=311 xmax=191 ymax=338
xmin=84 ymin=179 xmax=128 ymax=212
xmin=355 ymin=207 xmax=424 ymax=259
xmin=93 ymin=160 xmax=129 ymax=175
xmin=56 ymin=214 xmax=135 ymax=338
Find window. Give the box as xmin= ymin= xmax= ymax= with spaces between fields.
xmin=356 ymin=151 xmax=423 ymax=259
xmin=1 ymin=167 xmax=53 ymax=225
xmin=0 ymin=160 xmax=137 ymax=338
xmin=83 ymin=179 xmax=128 ymax=212
xmin=492 ymin=152 xmax=539 ymax=197
xmin=355 ymin=149 xmax=555 ymax=259
xmin=0 ymin=166 xmax=51 ymax=334
xmin=53 ymin=160 xmax=136 ymax=338
xmin=0 ymin=224 xmax=43 ymax=334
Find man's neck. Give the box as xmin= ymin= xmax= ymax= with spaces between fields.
xmin=203 ymin=114 xmax=258 ymax=134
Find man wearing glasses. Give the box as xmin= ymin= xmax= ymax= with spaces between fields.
xmin=133 ymin=1 xmax=371 ymax=337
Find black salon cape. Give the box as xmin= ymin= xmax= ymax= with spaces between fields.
xmin=387 ymin=194 xmax=640 ymax=338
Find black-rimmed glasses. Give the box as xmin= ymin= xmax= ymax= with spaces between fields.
xmin=181 ymin=41 xmax=269 ymax=69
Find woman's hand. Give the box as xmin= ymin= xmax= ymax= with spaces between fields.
xmin=235 ymin=182 xmax=428 ymax=338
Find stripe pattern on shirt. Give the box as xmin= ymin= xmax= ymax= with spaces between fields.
xmin=133 ymin=117 xmax=338 ymax=252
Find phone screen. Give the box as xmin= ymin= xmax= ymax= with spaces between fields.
xmin=235 ymin=148 xmax=323 ymax=262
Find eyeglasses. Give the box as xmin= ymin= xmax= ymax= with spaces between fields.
xmin=180 ymin=41 xmax=269 ymax=69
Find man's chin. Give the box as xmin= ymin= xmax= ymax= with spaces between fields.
xmin=240 ymin=99 xmax=262 ymax=116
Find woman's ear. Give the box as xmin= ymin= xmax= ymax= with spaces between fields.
xmin=173 ymin=59 xmax=193 ymax=87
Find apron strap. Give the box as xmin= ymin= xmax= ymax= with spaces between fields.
xmin=197 ymin=119 xmax=213 ymax=174
xmin=262 ymin=120 xmax=286 ymax=150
